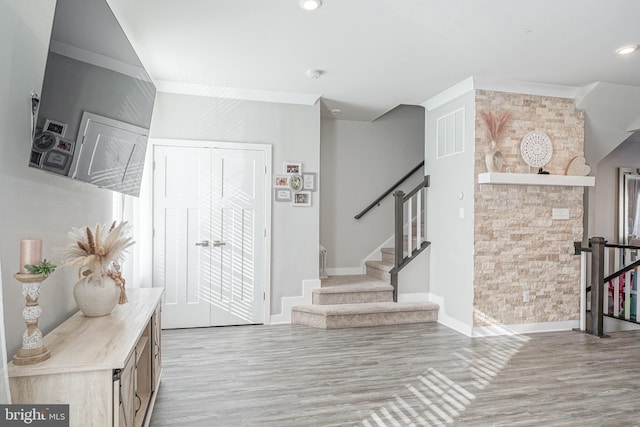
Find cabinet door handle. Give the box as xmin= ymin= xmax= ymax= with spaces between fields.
xmin=195 ymin=240 xmax=209 ymax=247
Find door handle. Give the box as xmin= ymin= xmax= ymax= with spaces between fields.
xmin=212 ymin=241 xmax=226 ymax=247
xmin=195 ymin=240 xmax=209 ymax=247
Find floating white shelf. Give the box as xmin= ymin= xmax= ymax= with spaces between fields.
xmin=478 ymin=172 xmax=595 ymax=187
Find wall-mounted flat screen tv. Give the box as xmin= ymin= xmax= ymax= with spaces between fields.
xmin=30 ymin=0 xmax=156 ymax=197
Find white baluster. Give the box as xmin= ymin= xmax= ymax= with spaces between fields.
xmin=416 ymin=190 xmax=422 ymax=245
xmin=614 ymin=276 xmax=621 ymax=317
xmin=604 ymin=249 xmax=610 ymax=314
xmin=407 ymin=197 xmax=412 ymax=254
xmin=625 ymin=269 xmax=632 ymax=320
xmin=635 ymin=267 xmax=640 ymax=322
xmin=580 ymin=251 xmax=587 ymax=331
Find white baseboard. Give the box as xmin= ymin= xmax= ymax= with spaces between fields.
xmin=363 ymin=235 xmax=394 ymax=264
xmin=426 ymin=293 xmax=473 ymax=336
xmin=269 ymin=279 xmax=321 ymax=325
xmin=398 ymin=293 xmax=430 ymax=302
xmin=604 ymin=317 xmax=640 ymax=332
xmin=425 ymin=292 xmax=581 ymax=337
xmin=326 ymin=267 xmax=363 ymax=276
xmin=472 ymin=320 xmax=579 ymax=337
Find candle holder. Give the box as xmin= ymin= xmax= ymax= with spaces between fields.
xmin=12 ymin=273 xmax=51 ymax=365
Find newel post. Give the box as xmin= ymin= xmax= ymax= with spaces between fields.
xmin=392 ymin=191 xmax=405 ymax=302
xmin=589 ymin=237 xmax=606 ymax=337
xmin=393 ymin=191 xmax=405 ymax=268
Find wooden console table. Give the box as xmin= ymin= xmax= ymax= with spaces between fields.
xmin=8 ymin=288 xmax=163 ymax=427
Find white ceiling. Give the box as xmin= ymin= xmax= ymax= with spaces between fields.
xmin=106 ymin=0 xmax=640 ymax=121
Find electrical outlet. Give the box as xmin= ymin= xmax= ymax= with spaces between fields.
xmin=523 ymin=290 xmax=530 ymax=303
xmin=552 ymin=208 xmax=569 ymax=220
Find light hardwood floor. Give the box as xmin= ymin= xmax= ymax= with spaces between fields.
xmin=150 ymin=323 xmax=640 ymax=426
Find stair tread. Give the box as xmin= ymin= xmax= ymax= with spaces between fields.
xmin=365 ymin=260 xmax=394 ymax=271
xmin=321 ymin=275 xmax=386 ymax=287
xmin=314 ymin=283 xmax=393 ymax=294
xmin=292 ymin=301 xmax=439 ymax=315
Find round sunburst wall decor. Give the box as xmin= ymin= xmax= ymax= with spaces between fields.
xmin=520 ymin=131 xmax=552 ymax=168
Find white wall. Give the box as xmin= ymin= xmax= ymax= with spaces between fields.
xmin=144 ymin=92 xmax=320 ymax=316
xmin=320 ymin=105 xmax=425 ymax=271
xmin=0 ymin=1 xmax=115 ymax=356
xmin=424 ymin=91 xmax=475 ymax=333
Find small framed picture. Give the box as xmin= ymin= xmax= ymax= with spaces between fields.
xmin=289 ymin=174 xmax=303 ymax=192
xmin=292 ymin=191 xmax=311 ymax=207
xmin=275 ymin=189 xmax=292 ymax=202
xmin=56 ymin=139 xmax=74 ymax=153
xmin=284 ymin=162 xmax=302 ymax=175
xmin=43 ymin=119 xmax=67 ymax=137
xmin=302 ymin=173 xmax=317 ymax=192
xmin=274 ymin=175 xmax=290 ymax=188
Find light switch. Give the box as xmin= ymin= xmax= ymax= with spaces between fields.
xmin=552 ymin=208 xmax=569 ymax=220
xmin=459 ymin=208 xmax=464 ymax=219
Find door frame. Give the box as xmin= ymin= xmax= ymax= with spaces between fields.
xmin=150 ymin=138 xmax=273 ymax=325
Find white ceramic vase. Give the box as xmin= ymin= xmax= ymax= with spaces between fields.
xmin=73 ymin=274 xmax=120 ymax=317
xmin=485 ymin=140 xmax=504 ymax=173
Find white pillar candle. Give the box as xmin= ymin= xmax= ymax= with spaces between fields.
xmin=20 ymin=239 xmax=42 ymax=273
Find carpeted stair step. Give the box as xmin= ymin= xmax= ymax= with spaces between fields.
xmin=365 ymin=260 xmax=394 ymax=281
xmin=313 ymin=279 xmax=393 ymax=304
xmin=291 ymin=301 xmax=439 ymax=329
xmin=320 ymin=275 xmax=385 ymax=288
xmin=381 ymin=247 xmax=400 ymax=264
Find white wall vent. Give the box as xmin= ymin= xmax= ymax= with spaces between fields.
xmin=436 ymin=108 xmax=465 ymax=159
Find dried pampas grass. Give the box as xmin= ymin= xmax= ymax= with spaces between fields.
xmin=480 ymin=110 xmax=512 ymax=141
xmin=63 ymin=221 xmax=134 ymax=278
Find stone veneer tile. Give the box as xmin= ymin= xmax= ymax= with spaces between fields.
xmin=474 ymin=90 xmax=584 ymax=327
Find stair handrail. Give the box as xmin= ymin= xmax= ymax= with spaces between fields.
xmin=389 ymin=175 xmax=430 ymax=301
xmin=354 ymin=161 xmax=424 ymax=220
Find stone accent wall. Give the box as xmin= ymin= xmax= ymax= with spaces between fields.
xmin=474 ymin=90 xmax=584 ymax=326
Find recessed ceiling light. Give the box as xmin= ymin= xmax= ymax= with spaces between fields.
xmin=616 ymin=44 xmax=639 ymax=55
xmin=300 ymin=0 xmax=322 ymax=11
xmin=330 ymin=109 xmax=341 ymax=116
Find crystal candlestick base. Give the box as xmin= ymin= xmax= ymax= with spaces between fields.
xmin=12 ymin=273 xmax=51 ymax=365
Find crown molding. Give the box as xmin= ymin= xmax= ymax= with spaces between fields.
xmin=155 ymin=80 xmax=321 ymax=106
xmin=422 ymin=76 xmax=582 ymax=111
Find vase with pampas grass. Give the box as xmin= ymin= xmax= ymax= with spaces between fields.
xmin=480 ymin=110 xmax=512 ymax=173
xmin=63 ymin=221 xmax=133 ymax=317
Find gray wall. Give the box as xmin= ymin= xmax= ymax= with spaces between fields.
xmin=1 ymin=0 xmax=115 ymax=356
xmin=320 ymin=105 xmax=425 ymax=270
xmin=592 ymin=131 xmax=640 ymax=242
xmin=147 ymin=92 xmax=320 ymax=316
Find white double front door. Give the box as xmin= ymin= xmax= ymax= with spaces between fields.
xmin=153 ymin=144 xmax=267 ymax=328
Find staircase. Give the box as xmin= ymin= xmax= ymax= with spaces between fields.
xmin=292 ymin=173 xmax=436 ymax=329
xmin=292 ymin=247 xmax=438 ymax=329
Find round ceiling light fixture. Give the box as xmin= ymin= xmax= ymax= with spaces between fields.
xmin=616 ymin=44 xmax=639 ymax=55
xmin=300 ymin=0 xmax=322 ymax=11
xmin=306 ymin=69 xmax=322 ymax=79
